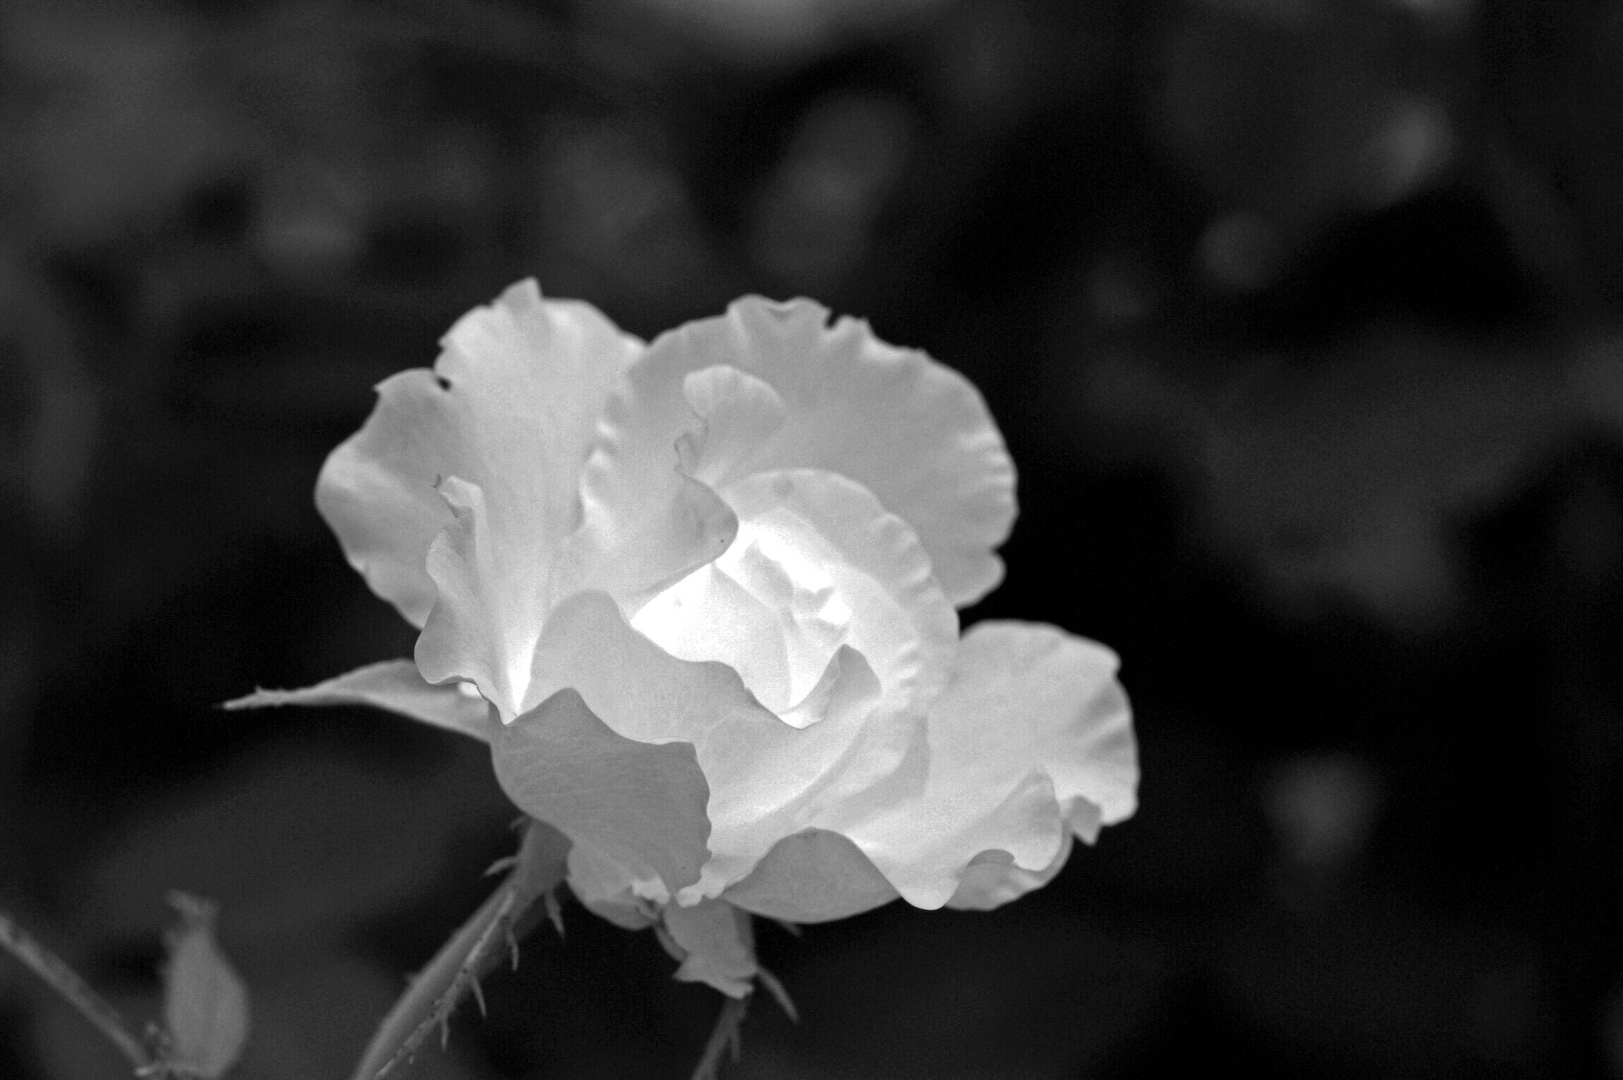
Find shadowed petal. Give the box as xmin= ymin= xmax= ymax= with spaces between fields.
xmin=491 ymin=687 xmax=712 ymax=895
xmin=316 ymin=280 xmax=642 ymax=628
xmin=527 ymin=592 xmax=919 ymax=901
xmin=723 ymin=829 xmax=899 ymax=923
xmin=222 ymin=660 xmax=491 ymax=742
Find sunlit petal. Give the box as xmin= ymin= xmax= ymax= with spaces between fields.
xmin=633 ymin=468 xmax=958 ymax=721
xmin=415 ymin=477 xmax=534 ymax=718
xmin=316 ymin=280 xmax=642 ymax=626
xmin=527 ymin=592 xmax=919 ymax=901
xmin=944 ymin=801 xmax=1102 ymax=910
xmin=586 ymin=297 xmax=1016 ymax=608
xmin=846 ymin=621 xmax=1136 ymax=908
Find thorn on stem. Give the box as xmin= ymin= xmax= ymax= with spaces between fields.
xmin=755 ymin=966 xmax=798 ymax=1023
xmin=543 ymin=889 xmax=565 ymax=939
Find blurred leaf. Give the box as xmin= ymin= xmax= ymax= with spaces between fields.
xmin=161 ymin=893 xmax=249 ymax=1080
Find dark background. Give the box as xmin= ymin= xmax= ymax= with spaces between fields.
xmin=3 ymin=0 xmax=1622 ymax=1077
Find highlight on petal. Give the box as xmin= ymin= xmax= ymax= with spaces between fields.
xmin=660 ymin=900 xmax=757 ymax=998
xmin=631 ymin=468 xmax=959 ymax=722
xmin=316 ymin=279 xmax=643 ymax=627
xmin=844 ymin=621 xmax=1137 ymax=909
xmin=415 ymin=477 xmax=534 ymax=719
xmin=553 ymin=366 xmax=783 ymax=616
xmin=491 ymin=687 xmax=712 ymax=896
xmin=582 ymin=297 xmax=1017 ymax=609
xmin=525 ymin=591 xmax=922 ymax=901
xmin=222 ymin=659 xmax=492 ymax=742
xmin=551 ymin=470 xmax=738 ymax=615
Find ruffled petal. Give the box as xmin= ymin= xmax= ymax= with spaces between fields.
xmin=316 ymin=280 xmax=642 ymax=628
xmin=676 ymin=365 xmax=791 ymax=488
xmin=551 ymin=365 xmax=778 ymax=613
xmin=416 ymin=474 xmax=580 ymax=719
xmin=552 ymin=472 xmax=738 ymax=615
xmin=722 ymin=829 xmax=899 ymax=923
xmin=585 ymin=298 xmax=1016 ymax=608
xmin=525 ymin=591 xmax=924 ymax=901
xmin=221 ymin=659 xmax=491 ymax=742
xmin=720 ymin=469 xmax=959 ymax=716
xmin=631 ymin=468 xmax=958 ymax=722
xmin=844 ymin=621 xmax=1136 ymax=909
xmin=661 ymin=900 xmax=757 ymax=998
xmin=490 ymin=687 xmax=712 ymax=895
xmin=943 ymin=801 xmax=1101 ymax=910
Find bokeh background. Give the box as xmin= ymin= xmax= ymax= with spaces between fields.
xmin=3 ymin=0 xmax=1622 ymax=1076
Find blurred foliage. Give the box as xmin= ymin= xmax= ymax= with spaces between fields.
xmin=2 ymin=0 xmax=1623 ymax=1077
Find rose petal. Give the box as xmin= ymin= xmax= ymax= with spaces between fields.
xmin=628 ymin=538 xmax=798 ymax=712
xmin=675 ymin=365 xmax=791 ymax=489
xmin=415 ymin=477 xmax=535 ymax=715
xmin=316 ymin=279 xmax=642 ymax=628
xmin=553 ymin=472 xmax=738 ymax=615
xmin=525 ymin=591 xmax=922 ymax=901
xmin=714 ymin=469 xmax=960 ymax=718
xmin=586 ymin=298 xmax=1016 ymax=608
xmin=551 ymin=366 xmax=779 ymax=613
xmin=221 ymin=659 xmax=491 ymax=742
xmin=722 ymin=829 xmax=899 ymax=923
xmin=845 ymin=621 xmax=1136 ymax=908
xmin=491 ymin=687 xmax=712 ymax=895
xmin=943 ymin=801 xmax=1102 ymax=911
xmin=662 ymin=900 xmax=757 ymax=998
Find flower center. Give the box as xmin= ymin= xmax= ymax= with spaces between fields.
xmin=629 ymin=509 xmax=853 ymax=716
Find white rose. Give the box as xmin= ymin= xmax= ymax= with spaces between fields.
xmin=234 ymin=281 xmax=1137 ymax=995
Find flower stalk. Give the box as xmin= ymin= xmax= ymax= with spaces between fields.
xmin=0 ymin=908 xmax=154 ymax=1074
xmin=350 ymin=820 xmax=568 ymax=1080
xmin=690 ymin=993 xmax=749 ymax=1080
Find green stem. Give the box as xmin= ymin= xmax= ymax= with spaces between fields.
xmin=689 ymin=994 xmax=749 ymax=1080
xmin=0 ymin=908 xmax=154 ymax=1073
xmin=350 ymin=820 xmax=567 ymax=1080
xmin=355 ymin=881 xmax=512 ymax=1080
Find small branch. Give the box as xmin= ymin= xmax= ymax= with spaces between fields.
xmin=689 ymin=994 xmax=749 ymax=1080
xmin=0 ymin=908 xmax=154 ymax=1073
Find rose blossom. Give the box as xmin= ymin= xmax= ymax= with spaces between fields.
xmin=235 ymin=281 xmax=1137 ymax=995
